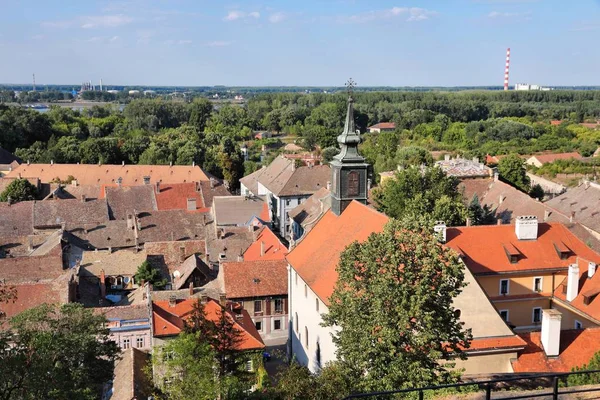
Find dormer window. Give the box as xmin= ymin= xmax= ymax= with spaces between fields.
xmin=503 ymin=243 xmax=520 ymax=264
xmin=553 ymin=242 xmax=571 ymax=260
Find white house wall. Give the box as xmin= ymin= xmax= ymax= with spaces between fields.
xmin=288 ymin=265 xmax=337 ymax=373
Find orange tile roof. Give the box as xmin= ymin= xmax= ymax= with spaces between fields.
xmin=243 ymin=227 xmax=287 ymax=261
xmin=222 ymin=259 xmax=288 ymax=298
xmin=2 ymin=283 xmax=64 ymax=319
xmin=554 ymin=258 xmax=600 ymax=321
xmin=151 ymin=298 xmax=264 ymax=350
xmin=512 ymin=328 xmax=600 ymax=373
xmin=530 ymin=152 xmax=583 ymax=164
xmin=154 ymin=183 xmax=208 ymax=212
xmin=369 ymin=122 xmax=396 ymax=130
xmin=5 ymin=164 xmax=209 ymax=186
xmin=286 ymin=201 xmax=388 ymax=305
xmin=445 ymin=223 xmax=600 ymax=275
xmin=259 ymin=202 xmax=270 ymax=223
xmin=466 ymin=335 xmax=527 ymax=352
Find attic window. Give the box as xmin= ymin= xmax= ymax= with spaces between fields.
xmin=553 ymin=242 xmax=571 ymax=260
xmin=503 ymin=243 xmax=520 ymax=264
xmin=219 ymin=253 xmax=226 ymax=260
xmin=582 ymin=287 xmax=600 ymax=305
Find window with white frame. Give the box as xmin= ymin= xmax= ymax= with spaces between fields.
xmin=500 ymin=279 xmax=509 ymax=295
xmin=533 ymin=307 xmax=542 ymax=324
xmin=499 ymin=310 xmax=509 ymax=322
xmin=575 ymin=320 xmax=583 ymax=329
xmin=123 ymin=338 xmax=130 ymax=349
xmin=274 ymin=319 xmax=281 ymax=330
xmin=136 ymin=337 xmax=144 ymax=348
xmin=533 ymin=277 xmax=543 ymax=292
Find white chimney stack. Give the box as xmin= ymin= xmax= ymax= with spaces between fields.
xmin=567 ymin=263 xmax=580 ymax=302
xmin=187 ymin=198 xmax=197 ymax=211
xmin=433 ymin=221 xmax=447 ymax=243
xmin=515 ymin=216 xmax=538 ymax=240
xmin=541 ymin=309 xmax=562 ymax=357
xmin=589 ymin=261 xmax=597 ymax=279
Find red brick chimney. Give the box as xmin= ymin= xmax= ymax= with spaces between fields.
xmin=99 ymin=269 xmax=106 ymax=299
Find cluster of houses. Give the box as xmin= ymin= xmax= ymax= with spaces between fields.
xmin=2 ymin=101 xmax=600 ymax=397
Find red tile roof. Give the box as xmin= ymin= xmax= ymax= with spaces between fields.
xmin=243 ymin=227 xmax=287 ymax=261
xmin=445 ymin=223 xmax=600 ymax=275
xmin=466 ymin=335 xmax=527 ymax=352
xmin=286 ymin=201 xmax=388 ymax=305
xmin=553 ymin=258 xmax=600 ymax=321
xmin=154 ymin=183 xmax=208 ymax=212
xmin=152 ymin=298 xmax=264 ymax=350
xmin=222 ymin=259 xmax=288 ymax=299
xmin=2 ymin=282 xmax=64 ymax=319
xmin=512 ymin=328 xmax=600 ymax=373
xmin=530 ymin=152 xmax=583 ymax=164
xmin=368 ymin=122 xmax=396 ymax=130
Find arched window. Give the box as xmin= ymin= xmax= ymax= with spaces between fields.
xmin=304 ymin=326 xmax=309 ymax=349
xmin=316 ymin=340 xmax=321 ymax=368
xmin=295 ymin=312 xmax=299 ymax=333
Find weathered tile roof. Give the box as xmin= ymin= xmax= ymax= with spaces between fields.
xmin=545 ymin=181 xmax=600 ymax=234
xmin=198 ymin=178 xmax=231 ymax=208
xmin=0 ymin=147 xmax=21 ymax=165
xmin=239 ymin=167 xmax=267 ymax=196
xmin=49 ymin=183 xmax=101 ymax=201
xmin=111 ymin=347 xmax=152 ymax=400
xmin=288 ymin=187 xmax=331 ymax=231
xmin=2 ymin=282 xmax=64 ymax=319
xmin=33 ymin=198 xmax=110 ymax=229
xmin=5 ymin=163 xmax=209 ymax=186
xmin=213 ymin=196 xmax=268 ymax=226
xmin=436 ymin=157 xmax=493 ymax=178
xmin=155 ymin=182 xmax=207 ymax=212
xmin=206 ymin=226 xmax=256 ymax=265
xmin=553 ymin=258 xmax=600 ymax=321
xmin=286 ymin=201 xmax=388 ymax=305
xmin=173 ymin=254 xmax=212 ymax=290
xmin=223 ymin=259 xmax=288 ymax=298
xmin=446 ymin=223 xmax=600 ymax=275
xmin=69 ymin=221 xmax=136 ymax=250
xmin=79 ymin=249 xmax=147 ymax=278
xmin=0 ymin=202 xmax=34 ymax=236
xmin=0 ymin=239 xmax=64 ymax=283
xmin=103 ymin=185 xmax=157 ymax=220
xmin=458 ymin=178 xmax=493 ymax=203
xmin=368 ymin=122 xmax=396 ymax=130
xmin=529 ymin=152 xmax=583 ymax=165
xmin=144 ymin=240 xmax=206 ymax=275
xmin=137 ymin=210 xmax=206 ymax=244
xmin=512 ymin=328 xmax=600 ymax=373
xmin=151 ymin=297 xmax=265 ymax=350
xmin=243 ymin=226 xmax=287 ymax=261
xmin=95 ymin=304 xmax=150 ymax=321
xmin=277 ymin=164 xmax=330 ymax=197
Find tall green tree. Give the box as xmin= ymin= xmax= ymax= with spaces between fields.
xmin=467 ymin=195 xmax=496 ymax=225
xmin=188 ymin=98 xmax=213 ymax=132
xmin=0 ymin=178 xmax=38 ymax=202
xmin=134 ymin=260 xmax=167 ymax=288
xmin=498 ymin=153 xmax=531 ymax=192
xmin=373 ymin=166 xmax=468 ymax=226
xmin=0 ymin=303 xmax=120 ymax=400
xmin=322 ymin=219 xmax=472 ymax=393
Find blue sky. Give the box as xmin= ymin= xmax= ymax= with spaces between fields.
xmin=1 ymin=0 xmax=599 ymax=86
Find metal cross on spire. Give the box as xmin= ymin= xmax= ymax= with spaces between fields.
xmin=345 ymin=78 xmax=356 ymax=99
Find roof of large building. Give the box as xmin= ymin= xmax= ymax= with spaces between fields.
xmin=2 ymin=282 xmax=65 ymax=319
xmin=528 ymin=152 xmax=583 ymax=165
xmin=436 ymin=157 xmax=493 ymax=178
xmin=554 ymin=258 xmax=600 ymax=321
xmin=512 ymin=328 xmax=600 ymax=373
xmin=368 ymin=122 xmax=396 ymax=130
xmin=103 ymin=185 xmax=157 ymax=220
xmin=155 ymin=182 xmax=208 ymax=212
xmin=136 ymin=209 xmax=206 ymax=244
xmin=111 ymin=347 xmax=152 ymax=400
xmin=80 ymin=249 xmax=146 ymax=278
xmin=243 ymin=226 xmax=287 ymax=261
xmin=198 ymin=178 xmax=231 ymax=208
xmin=288 ymin=187 xmax=331 ymax=235
xmin=151 ymin=298 xmax=265 ymax=350
xmin=239 ymin=167 xmax=267 ymax=196
xmin=0 ymin=239 xmax=64 ymax=283
xmin=4 ymin=163 xmax=209 ymax=186
xmin=287 ymin=201 xmax=388 ymax=305
xmin=33 ymin=199 xmax=110 ymax=229
xmin=144 ymin=240 xmax=206 ymax=275
xmin=206 ymin=226 xmax=257 ymax=265
xmin=545 ymin=181 xmax=600 ymax=234
xmin=213 ymin=196 xmax=269 ymax=226
xmin=222 ymin=259 xmax=287 ymax=299
xmin=0 ymin=201 xmax=34 ymax=236
xmin=445 ymin=223 xmax=600 ymax=275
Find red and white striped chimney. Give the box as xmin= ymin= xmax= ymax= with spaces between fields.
xmin=504 ymin=48 xmax=511 ymax=91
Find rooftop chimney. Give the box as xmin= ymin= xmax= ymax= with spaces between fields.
xmin=143 ymin=176 xmax=150 ymax=185
xmin=127 ymin=214 xmax=134 ymax=230
xmin=494 ymin=172 xmax=499 ymax=182
xmin=50 ymin=160 xmax=53 ymax=165
xmin=187 ymin=198 xmax=197 ymax=211
xmin=544 ymin=209 xmax=551 ymax=222
xmin=466 ymin=217 xmax=472 ymax=227
xmin=260 ymin=241 xmax=265 ymax=257
xmin=433 ymin=221 xmax=447 ymax=243
xmin=99 ymin=269 xmax=106 ymax=299
xmin=499 ymin=195 xmax=505 ymax=205
xmin=589 ymin=261 xmax=596 ymax=279
xmin=201 ymin=295 xmax=208 ymax=303
xmin=326 ymin=181 xmax=331 ymax=191
xmin=80 ymin=194 xmax=86 ymax=203
xmin=116 ymin=177 xmax=122 ymax=187
xmin=445 ymin=154 xmax=451 ymax=161
xmin=570 ymin=211 xmax=576 ymax=223
xmin=71 ymin=180 xmax=78 ymax=187
xmin=168 ymin=295 xmax=177 ymax=308
xmin=189 ymin=282 xmax=194 ymax=296
xmin=219 ymin=293 xmax=227 ymax=306
xmin=567 ymin=263 xmax=580 ymax=302
xmin=541 ymin=309 xmax=562 ymax=357
xmin=515 ymin=216 xmax=538 ymax=240
xmin=179 ymin=246 xmax=185 ymax=263
xmin=122 ymin=161 xmax=125 ymax=166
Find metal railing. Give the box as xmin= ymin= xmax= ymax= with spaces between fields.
xmin=344 ymin=369 xmax=600 ymax=399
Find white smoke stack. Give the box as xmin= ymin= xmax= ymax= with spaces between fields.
xmin=566 ymin=263 xmax=580 ymax=302
xmin=541 ymin=309 xmax=561 ymax=357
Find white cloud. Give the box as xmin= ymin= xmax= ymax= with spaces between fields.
xmin=206 ymin=40 xmax=233 ymax=47
xmin=487 ymin=11 xmax=531 ymax=19
xmin=178 ymin=39 xmax=192 ymax=45
xmin=109 ymin=35 xmax=120 ymax=42
xmin=81 ymin=14 xmax=133 ymax=28
xmin=339 ymin=7 xmax=437 ymax=23
xmin=223 ymin=10 xmax=260 ymax=21
xmin=269 ymin=12 xmax=287 ymax=23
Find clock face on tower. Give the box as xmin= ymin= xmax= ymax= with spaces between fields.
xmin=347 ymin=170 xmax=359 ymax=196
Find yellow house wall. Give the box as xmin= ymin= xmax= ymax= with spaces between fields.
xmin=552 ymin=301 xmax=599 ymax=330
xmin=494 ymin=298 xmax=551 ymax=329
xmin=477 ymin=273 xmax=565 ymax=298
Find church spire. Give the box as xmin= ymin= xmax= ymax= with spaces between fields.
xmin=329 ymin=79 xmax=369 ymax=216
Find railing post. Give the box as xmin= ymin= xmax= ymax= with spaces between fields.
xmin=552 ymin=376 xmax=559 ymax=400
xmin=418 ymin=389 xmax=424 ymax=400
xmin=485 ymin=383 xmax=492 ymax=400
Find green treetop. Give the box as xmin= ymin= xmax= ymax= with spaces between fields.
xmin=0 ymin=178 xmax=38 ymax=203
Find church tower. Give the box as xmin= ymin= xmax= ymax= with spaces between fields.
xmin=330 ymin=79 xmax=369 ymax=216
